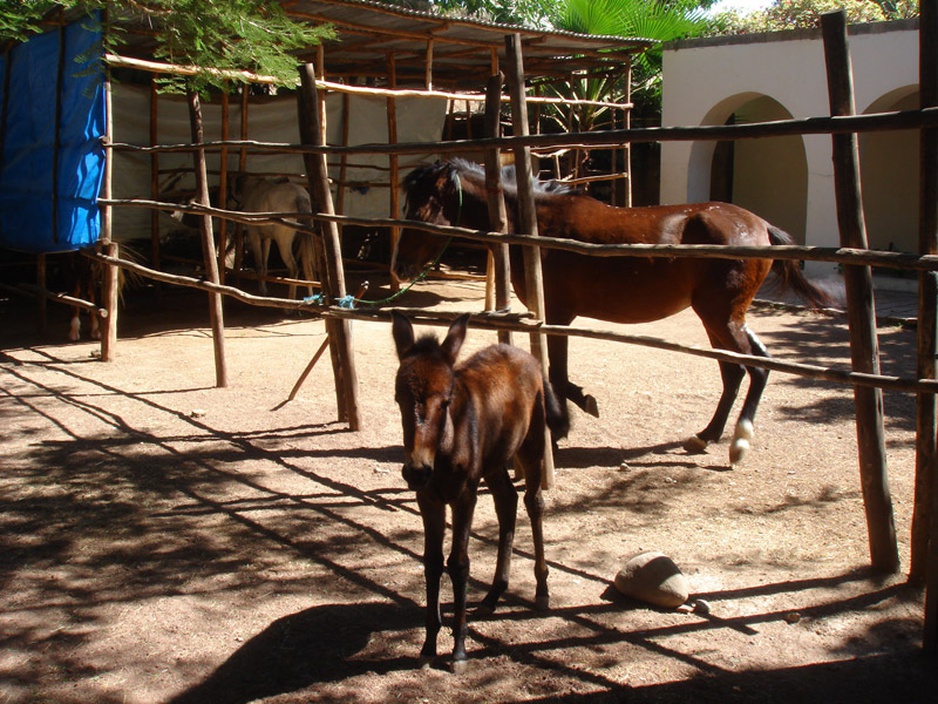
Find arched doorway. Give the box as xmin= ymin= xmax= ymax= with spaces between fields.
xmin=859 ymin=88 xmax=919 ymax=268
xmin=707 ymin=95 xmax=809 ymax=244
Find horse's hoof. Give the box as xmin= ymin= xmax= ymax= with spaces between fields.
xmin=451 ymin=658 xmax=468 ymax=675
xmin=730 ymin=439 xmax=750 ymax=466
xmin=474 ymin=602 xmax=496 ymax=617
xmin=535 ymin=594 xmax=550 ymax=611
xmin=683 ymin=435 xmax=709 ymax=454
xmin=729 ymin=419 xmax=754 ymax=467
xmin=584 ymin=395 xmax=600 ymax=418
xmin=418 ymin=655 xmax=434 ymax=671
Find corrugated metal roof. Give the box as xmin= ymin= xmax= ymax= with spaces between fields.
xmin=114 ymin=0 xmax=654 ymax=88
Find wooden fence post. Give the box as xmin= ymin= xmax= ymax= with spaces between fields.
xmin=297 ymin=63 xmax=361 ymax=431
xmin=821 ymin=11 xmax=898 ymax=572
xmin=917 ymin=0 xmax=938 ymax=653
xmin=187 ymin=90 xmax=228 ymax=388
xmin=483 ymin=71 xmax=512 ymax=346
xmin=505 ymin=33 xmax=554 ymax=490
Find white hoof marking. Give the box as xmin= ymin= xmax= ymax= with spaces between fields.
xmin=730 ymin=419 xmax=754 ymax=466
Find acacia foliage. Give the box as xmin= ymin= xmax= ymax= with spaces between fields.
xmin=1 ymin=1 xmax=333 ymax=94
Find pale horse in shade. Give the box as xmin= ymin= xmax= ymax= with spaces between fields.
xmin=230 ymin=174 xmax=318 ymax=297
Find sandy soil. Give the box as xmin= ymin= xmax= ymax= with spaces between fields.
xmin=1 ymin=275 xmax=936 ymax=703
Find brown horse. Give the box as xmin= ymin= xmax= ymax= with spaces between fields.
xmin=392 ymin=311 xmax=567 ymax=672
xmin=392 ymin=159 xmax=832 ymax=466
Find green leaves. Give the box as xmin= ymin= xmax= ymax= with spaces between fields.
xmin=145 ymin=0 xmax=334 ymax=94
xmin=2 ymin=1 xmax=334 ymax=95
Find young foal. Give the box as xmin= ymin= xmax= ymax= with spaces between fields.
xmin=392 ymin=312 xmax=567 ymax=672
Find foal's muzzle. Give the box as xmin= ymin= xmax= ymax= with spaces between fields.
xmin=402 ymin=463 xmax=432 ymax=491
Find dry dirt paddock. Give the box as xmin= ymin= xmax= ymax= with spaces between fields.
xmin=1 ymin=277 xmax=936 ymax=704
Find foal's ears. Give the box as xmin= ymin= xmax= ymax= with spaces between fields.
xmin=392 ymin=311 xmax=415 ymax=360
xmin=391 ymin=311 xmax=469 ymax=364
xmin=441 ymin=314 xmax=469 ymax=365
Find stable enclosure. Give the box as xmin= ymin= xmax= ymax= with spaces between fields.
xmin=2 ymin=2 xmax=938 ymax=697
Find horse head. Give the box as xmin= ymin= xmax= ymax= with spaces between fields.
xmin=392 ymin=312 xmax=468 ymax=493
xmin=393 ymin=161 xmax=482 ymax=281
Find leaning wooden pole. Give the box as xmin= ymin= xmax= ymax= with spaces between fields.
xmin=820 ymin=11 xmax=898 ymax=573
xmin=483 ymin=71 xmax=512 ymax=346
xmin=187 ymin=90 xmax=228 ymax=388
xmin=297 ymin=62 xmax=361 ymax=431
xmin=918 ymin=0 xmax=938 ymax=653
xmin=505 ymin=33 xmax=554 ymax=490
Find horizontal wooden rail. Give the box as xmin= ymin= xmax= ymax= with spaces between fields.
xmin=83 ymin=250 xmax=938 ymax=397
xmin=104 ymin=106 xmax=938 ymax=157
xmin=101 ymin=196 xmax=938 ymax=272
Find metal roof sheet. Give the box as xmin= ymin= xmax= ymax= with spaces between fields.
xmin=112 ymin=0 xmax=654 ymax=88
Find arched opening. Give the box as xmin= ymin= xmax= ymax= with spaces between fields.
xmin=708 ymin=96 xmax=808 ymax=244
xmin=859 ymin=88 xmax=919 ymax=278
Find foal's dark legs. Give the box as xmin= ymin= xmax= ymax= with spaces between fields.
xmin=416 ymin=493 xmax=445 ymax=667
xmin=447 ymin=485 xmax=479 ymax=672
xmin=477 ymin=468 xmax=518 ymax=614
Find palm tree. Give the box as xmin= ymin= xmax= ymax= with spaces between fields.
xmin=536 ymin=1 xmax=709 ymax=200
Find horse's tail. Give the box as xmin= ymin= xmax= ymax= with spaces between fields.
xmin=293 ymin=190 xmax=319 ymax=281
xmin=767 ymin=225 xmax=832 ymax=309
xmin=543 ymin=376 xmax=570 ymax=441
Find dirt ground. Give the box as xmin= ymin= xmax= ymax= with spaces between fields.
xmin=2 ymin=274 xmax=936 ymax=704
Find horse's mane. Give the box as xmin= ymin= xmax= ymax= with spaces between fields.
xmin=403 ymin=158 xmax=582 ymax=198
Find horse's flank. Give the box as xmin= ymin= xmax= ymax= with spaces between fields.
xmin=395 ymin=158 xmax=831 ymax=466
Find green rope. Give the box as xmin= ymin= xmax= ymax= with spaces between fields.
xmin=341 ymin=166 xmax=463 ymax=309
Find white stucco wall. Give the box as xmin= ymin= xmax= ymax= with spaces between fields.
xmin=661 ymin=20 xmax=919 ymax=282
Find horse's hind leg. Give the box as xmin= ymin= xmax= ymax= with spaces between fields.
xmin=729 ymin=326 xmax=770 ymax=465
xmin=685 ymin=322 xmax=770 ymax=466
xmin=272 ymin=229 xmax=301 ymax=299
xmin=477 ymin=468 xmax=518 ymax=615
xmin=516 ymin=429 xmax=550 ymax=610
xmin=547 ymin=332 xmax=597 ymax=427
xmin=683 ymin=359 xmax=745 ymax=454
xmin=521 ymin=463 xmax=549 ymax=610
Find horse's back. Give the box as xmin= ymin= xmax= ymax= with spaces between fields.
xmin=458 ymin=344 xmax=546 ymax=463
xmin=542 ymin=197 xmax=770 ymax=248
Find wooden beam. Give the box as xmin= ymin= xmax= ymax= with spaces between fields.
xmin=821 ymin=10 xmax=898 ymax=573
xmin=483 ymin=71 xmax=511 ymax=345
xmin=505 ymin=33 xmax=554 ymax=490
xmin=187 ymin=90 xmax=228 ymax=388
xmin=298 ymin=62 xmax=361 ymax=431
xmin=917 ymin=0 xmax=938 ymax=653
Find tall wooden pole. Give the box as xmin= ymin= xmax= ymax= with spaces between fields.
xmin=820 ymin=11 xmax=897 ymax=572
xmin=101 ymin=62 xmax=118 ymax=362
xmin=387 ymin=52 xmax=401 ymax=293
xmin=917 ymin=0 xmax=938 ymax=653
xmin=483 ymin=71 xmax=512 ymax=346
xmin=187 ymin=90 xmax=228 ymax=388
xmin=505 ymin=33 xmax=554 ymax=490
xmin=298 ymin=63 xmax=361 ymax=431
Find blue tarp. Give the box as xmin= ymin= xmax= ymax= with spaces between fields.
xmin=0 ymin=13 xmax=106 ymax=254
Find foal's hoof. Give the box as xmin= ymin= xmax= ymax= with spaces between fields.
xmin=729 ymin=419 xmax=754 ymax=467
xmin=683 ymin=435 xmax=709 ymax=454
xmin=418 ymin=655 xmax=434 ymax=671
xmin=451 ymin=658 xmax=468 ymax=675
xmin=473 ymin=602 xmax=496 ymax=617
xmin=535 ymin=594 xmax=550 ymax=611
xmin=584 ymin=395 xmax=600 ymax=418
